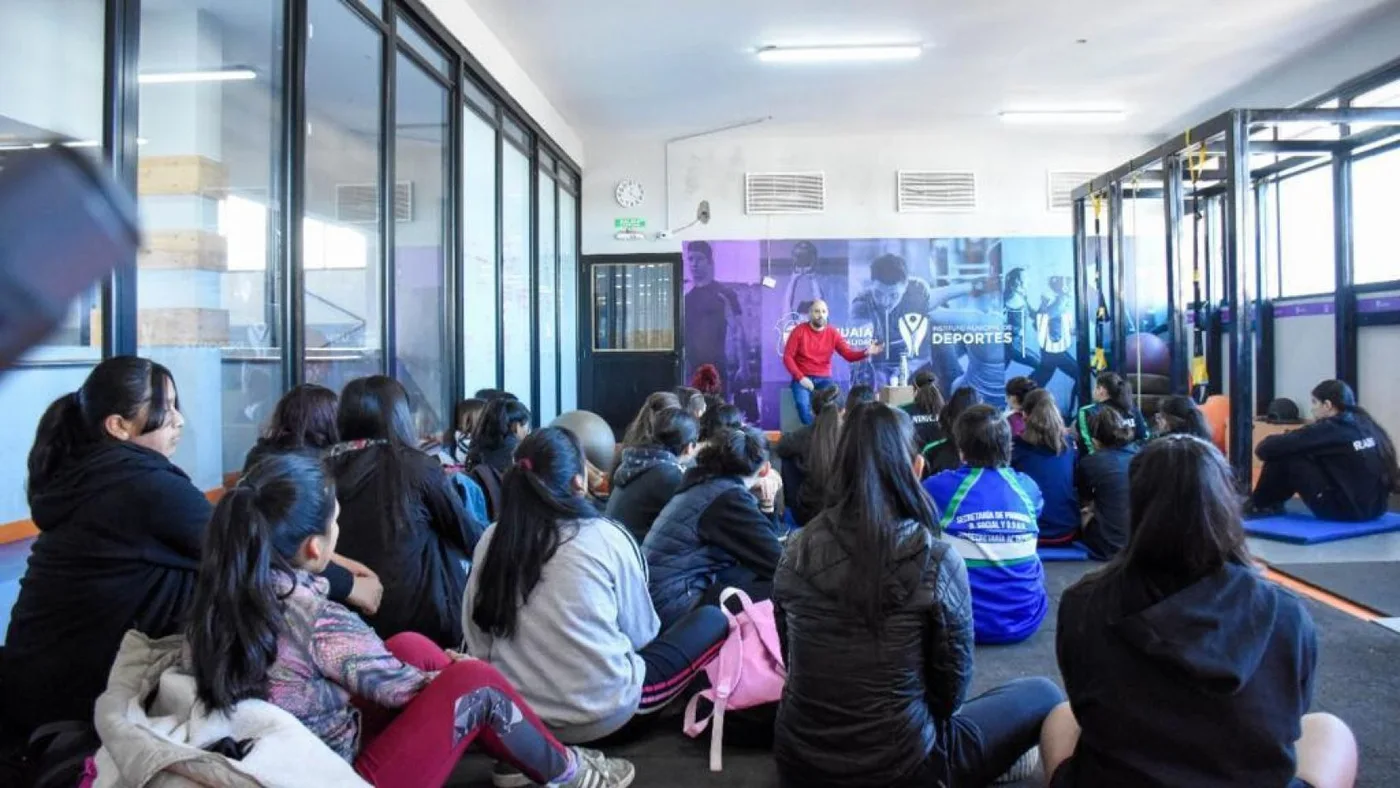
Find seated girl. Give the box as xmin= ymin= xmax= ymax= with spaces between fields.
xmin=464 ymin=428 xmax=728 ymax=746
xmin=437 ymin=397 xmax=488 ymax=472
xmin=184 ymin=453 xmax=634 ymax=788
xmin=923 ymin=405 xmax=1047 ymax=645
xmin=243 ymin=383 xmax=340 ymax=472
xmin=1005 ymin=376 xmax=1038 ymax=438
xmin=606 ymin=407 xmax=701 ymax=543
xmin=1077 ymin=408 xmax=1142 ymax=560
xmin=900 ymin=370 xmax=945 ymax=451
xmin=779 ymin=387 xmax=842 ymax=526
xmin=1251 ymin=379 xmax=1398 ymax=522
xmin=774 ymin=402 xmax=1062 ymax=788
xmin=644 ymin=427 xmax=784 ymax=628
xmin=1154 ymin=395 xmax=1212 ymax=441
xmin=1012 ymin=389 xmax=1080 ymax=545
xmin=1044 ymin=435 xmax=1357 ymax=788
xmin=1076 ymin=371 xmax=1150 ymax=453
xmin=924 ymin=386 xmax=982 ymax=477
xmin=1 ymin=358 xmax=372 ymax=740
xmin=465 ymin=396 xmax=533 ymax=519
xmin=329 ymin=376 xmax=481 ymax=646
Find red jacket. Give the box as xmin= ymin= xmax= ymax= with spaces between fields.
xmin=783 ymin=322 xmax=867 ymax=380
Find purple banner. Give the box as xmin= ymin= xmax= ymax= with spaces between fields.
xmin=682 ymin=238 xmax=1080 ymax=429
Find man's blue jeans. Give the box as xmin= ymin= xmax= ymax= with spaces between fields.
xmin=791 ymin=375 xmax=835 ymax=425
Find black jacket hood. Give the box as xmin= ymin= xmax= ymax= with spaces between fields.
xmin=1113 ymin=562 xmax=1278 ymax=695
xmin=29 ymin=441 xmax=184 ymax=531
xmin=612 ymin=445 xmax=680 ymax=488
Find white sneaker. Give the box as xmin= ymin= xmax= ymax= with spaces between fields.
xmin=994 ymin=746 xmax=1041 ymax=784
xmin=551 ymin=747 xmax=635 ymax=788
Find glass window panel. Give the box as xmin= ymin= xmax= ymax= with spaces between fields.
xmin=501 ymin=144 xmax=532 ymax=405
xmin=135 ymin=0 xmax=284 ymax=486
xmin=1277 ymin=165 xmax=1335 ymax=296
xmin=1353 ymin=147 xmax=1400 ymax=285
xmin=559 ymin=190 xmax=579 ymax=412
xmin=462 ymin=75 xmax=495 ymax=117
xmin=592 ymin=264 xmax=675 ymax=351
xmin=1353 ymin=79 xmax=1400 ymax=108
xmin=0 ymin=0 xmax=106 ymax=524
xmin=0 ymin=0 xmax=105 ymax=362
xmin=539 ymin=149 xmax=556 ymax=174
xmin=503 ymin=115 xmax=530 ymax=149
xmin=393 ymin=53 xmax=449 ymax=440
xmin=463 ymin=108 xmax=498 ymax=396
xmin=537 ymin=172 xmax=558 ymax=423
xmin=304 ymin=0 xmax=383 ymax=396
xmin=397 ymin=16 xmax=448 ymax=76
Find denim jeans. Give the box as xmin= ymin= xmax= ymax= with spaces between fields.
xmin=792 ymin=375 xmax=835 ymax=425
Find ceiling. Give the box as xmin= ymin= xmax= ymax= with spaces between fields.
xmin=467 ymin=0 xmax=1398 ymax=138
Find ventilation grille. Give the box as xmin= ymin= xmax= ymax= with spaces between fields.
xmin=744 ymin=172 xmax=825 ymax=215
xmin=1047 ymin=171 xmax=1097 ymax=211
xmin=335 ymin=181 xmax=415 ymax=224
xmin=896 ymin=171 xmax=976 ymax=212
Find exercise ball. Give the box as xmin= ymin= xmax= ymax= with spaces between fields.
xmin=1124 ymin=332 xmax=1171 ymax=378
xmin=550 ymin=410 xmax=616 ymax=469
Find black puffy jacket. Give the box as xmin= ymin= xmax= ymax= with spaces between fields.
xmin=604 ymin=445 xmax=684 ymax=542
xmin=773 ymin=513 xmax=974 ymax=788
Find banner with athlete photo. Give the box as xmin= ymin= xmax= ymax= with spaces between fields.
xmin=682 ymin=237 xmax=1079 ymax=429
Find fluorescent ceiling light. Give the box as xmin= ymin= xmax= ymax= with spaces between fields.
xmin=139 ymin=68 xmax=256 ymax=85
xmin=757 ymin=45 xmax=922 ymax=64
xmin=999 ymin=110 xmax=1127 ymax=125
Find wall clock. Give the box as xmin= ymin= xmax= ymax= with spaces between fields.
xmin=615 ymin=178 xmax=645 ymax=208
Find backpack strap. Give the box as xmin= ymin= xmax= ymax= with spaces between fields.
xmin=938 ymin=468 xmax=982 ymax=530
xmin=719 ymin=587 xmax=784 ymax=669
xmin=683 ymin=601 xmax=742 ymax=772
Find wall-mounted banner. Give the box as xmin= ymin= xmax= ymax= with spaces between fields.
xmin=681 ymin=237 xmax=1080 ymax=429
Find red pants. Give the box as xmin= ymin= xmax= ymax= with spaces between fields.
xmin=355 ymin=633 xmax=572 ymax=788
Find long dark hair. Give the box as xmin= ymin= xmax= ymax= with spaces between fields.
xmin=336 ymin=376 xmax=422 ymax=535
xmin=694 ymin=426 xmax=768 ymax=479
xmin=652 ymin=408 xmax=700 ymax=457
xmin=1021 ymin=389 xmax=1068 ymax=455
xmin=1099 ymin=435 xmax=1250 ymax=589
xmin=622 ymin=391 xmax=681 ymax=447
xmin=257 ymin=384 xmax=339 ymax=454
xmin=700 ymin=403 xmax=743 ymax=443
xmin=911 ymin=370 xmax=944 ymax=417
xmin=472 ymin=428 xmax=597 ymax=638
xmin=1156 ymin=395 xmax=1211 ymax=441
xmin=1006 ymin=376 xmax=1038 ymax=409
xmin=806 ymin=389 xmax=844 ymax=498
xmin=28 ymin=356 xmax=179 ymax=499
xmin=827 ymin=403 xmax=939 ymax=630
xmin=442 ymin=398 xmax=488 ymax=457
xmin=1313 ymin=379 xmax=1399 ymax=492
xmin=187 ymin=453 xmax=338 ymax=712
xmin=939 ymin=386 xmax=982 ymax=438
xmin=470 ymin=396 xmax=532 ymax=459
xmin=845 ymin=385 xmax=876 ymax=411
xmin=1096 ymin=371 xmax=1135 ymax=416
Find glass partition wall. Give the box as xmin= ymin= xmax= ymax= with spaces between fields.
xmin=2 ymin=0 xmax=581 ymax=502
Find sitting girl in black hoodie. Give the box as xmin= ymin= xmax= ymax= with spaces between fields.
xmin=1251 ymin=379 xmax=1398 ymax=522
xmin=605 ymin=407 xmax=700 ymax=542
xmin=1045 ymin=434 xmax=1357 ymax=788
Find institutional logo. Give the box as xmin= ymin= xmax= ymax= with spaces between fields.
xmin=898 ymin=313 xmax=930 ymax=356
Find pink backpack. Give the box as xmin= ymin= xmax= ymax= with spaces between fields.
xmin=682 ymin=588 xmax=786 ymax=771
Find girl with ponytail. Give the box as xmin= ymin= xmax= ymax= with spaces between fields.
xmin=186 ymin=453 xmax=633 ymax=787
xmin=1251 ymin=379 xmax=1398 ymax=521
xmin=1076 ymin=371 xmax=1150 ymax=453
xmin=465 ymin=427 xmax=728 ymax=746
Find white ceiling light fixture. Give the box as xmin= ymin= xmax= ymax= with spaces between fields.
xmin=139 ymin=68 xmax=257 ymax=85
xmin=756 ymin=44 xmax=922 ymax=64
xmin=1000 ymin=110 xmax=1127 ymax=125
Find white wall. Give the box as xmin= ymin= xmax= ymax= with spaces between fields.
xmin=420 ymin=0 xmax=583 ymax=164
xmin=1273 ymin=297 xmax=1337 ymax=416
xmin=581 ymin=127 xmax=1154 ymax=255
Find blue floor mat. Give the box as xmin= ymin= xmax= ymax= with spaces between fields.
xmin=1039 ymin=543 xmax=1093 ymax=561
xmin=1244 ymin=511 xmax=1400 ymax=545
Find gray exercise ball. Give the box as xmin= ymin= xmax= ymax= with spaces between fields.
xmin=550 ymin=410 xmax=616 ymax=469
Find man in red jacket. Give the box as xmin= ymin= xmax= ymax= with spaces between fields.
xmin=783 ymin=299 xmax=882 ymax=424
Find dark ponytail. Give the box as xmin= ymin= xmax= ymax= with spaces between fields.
xmin=911 ymin=371 xmax=944 ymax=417
xmin=695 ymin=426 xmax=768 ymax=479
xmin=1096 ymin=371 xmax=1135 ymax=416
xmin=1313 ymin=379 xmax=1400 ymax=492
xmin=1157 ymin=395 xmax=1211 ymax=441
xmin=336 ymin=376 xmax=422 ymax=536
xmin=472 ymin=427 xmax=597 ymax=638
xmin=187 ymin=453 xmax=338 ymax=712
xmin=28 ymin=356 xmax=178 ymax=499
xmin=806 ymin=393 xmax=844 ymax=499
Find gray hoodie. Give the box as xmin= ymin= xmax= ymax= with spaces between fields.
xmin=462 ymin=517 xmax=661 ymax=743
